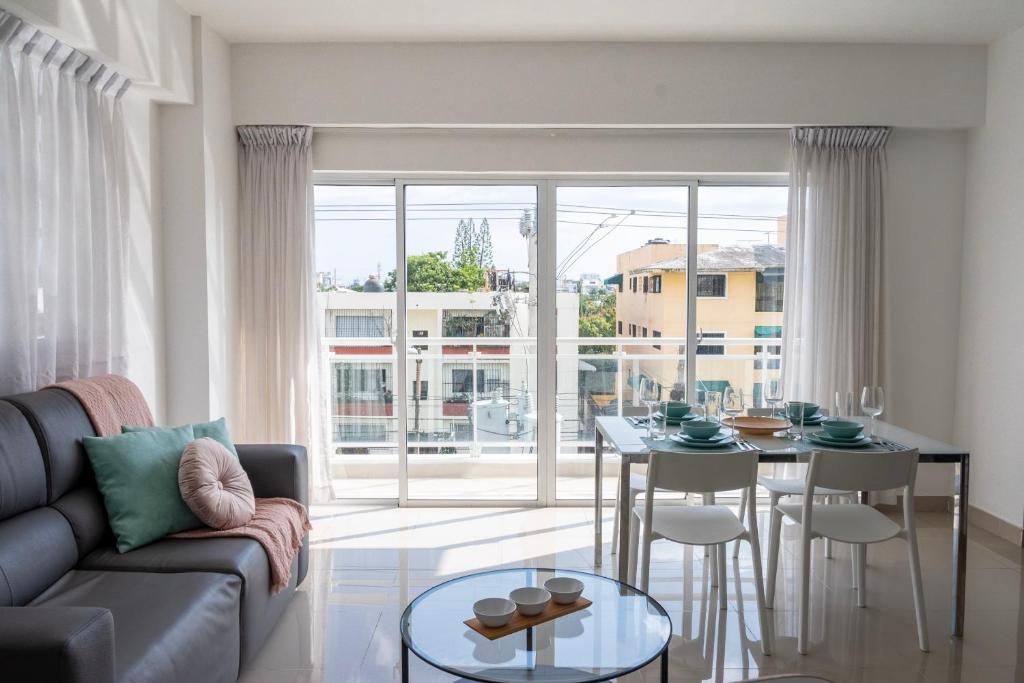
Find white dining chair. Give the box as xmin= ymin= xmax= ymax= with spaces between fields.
xmin=627 ymin=447 xmax=773 ymax=655
xmin=766 ymin=448 xmax=928 ymax=654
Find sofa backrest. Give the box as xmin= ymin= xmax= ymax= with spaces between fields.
xmin=0 ymin=400 xmax=78 ymax=605
xmin=4 ymin=389 xmax=111 ymax=561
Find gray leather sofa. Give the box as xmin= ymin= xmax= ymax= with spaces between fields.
xmin=0 ymin=387 xmax=309 ymax=683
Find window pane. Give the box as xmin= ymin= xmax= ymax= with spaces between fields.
xmin=555 ymin=185 xmax=690 ymax=500
xmin=695 ymin=186 xmax=788 ymax=410
xmin=404 ymin=185 xmax=538 ymax=501
xmin=315 ymin=185 xmax=398 ymax=499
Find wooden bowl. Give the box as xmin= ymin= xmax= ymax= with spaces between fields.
xmin=722 ymin=416 xmax=790 ymax=435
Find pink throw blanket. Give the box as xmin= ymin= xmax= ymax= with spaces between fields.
xmin=50 ymin=374 xmax=155 ymax=436
xmin=172 ymin=498 xmax=311 ymax=593
xmin=51 ymin=374 xmax=309 ymax=594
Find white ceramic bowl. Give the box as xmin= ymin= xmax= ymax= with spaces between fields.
xmin=543 ymin=577 xmax=584 ymax=605
xmin=509 ymin=587 xmax=551 ymax=616
xmin=473 ymin=598 xmax=517 ymax=628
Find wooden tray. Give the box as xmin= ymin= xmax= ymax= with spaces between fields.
xmin=722 ymin=416 xmax=789 ymax=435
xmin=464 ymin=598 xmax=592 ymax=640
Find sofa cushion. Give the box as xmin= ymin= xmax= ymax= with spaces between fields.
xmin=178 ymin=438 xmax=255 ymax=529
xmin=30 ymin=570 xmax=241 ymax=683
xmin=0 ymin=507 xmax=78 ymax=606
xmin=80 ymin=536 xmax=298 ymax=666
xmin=4 ymin=389 xmax=96 ymax=503
xmin=0 ymin=400 xmax=47 ymax=519
xmin=83 ymin=425 xmax=201 ymax=552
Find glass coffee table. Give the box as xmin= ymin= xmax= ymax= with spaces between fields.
xmin=400 ymin=568 xmax=672 ymax=683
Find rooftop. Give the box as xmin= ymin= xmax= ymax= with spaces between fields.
xmin=632 ymin=243 xmax=785 ymax=274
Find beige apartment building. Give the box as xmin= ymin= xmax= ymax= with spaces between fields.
xmin=614 ymin=238 xmax=785 ymax=406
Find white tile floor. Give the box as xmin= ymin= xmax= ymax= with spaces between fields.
xmin=239 ymin=505 xmax=1024 ymax=682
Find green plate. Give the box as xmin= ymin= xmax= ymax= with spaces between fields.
xmin=668 ymin=434 xmax=736 ymax=449
xmin=654 ymin=411 xmax=698 ymax=425
xmin=806 ymin=433 xmax=873 ymax=448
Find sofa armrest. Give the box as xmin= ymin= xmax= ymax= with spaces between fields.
xmin=236 ymin=444 xmax=308 ymax=505
xmin=0 ymin=606 xmax=115 ymax=683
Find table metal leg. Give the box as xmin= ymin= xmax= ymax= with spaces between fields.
xmin=594 ymin=431 xmax=604 ymax=567
xmin=660 ymin=646 xmax=669 ymax=683
xmin=401 ymin=640 xmax=409 ymax=683
xmin=617 ymin=455 xmax=632 ymax=582
xmin=952 ymin=454 xmax=969 ymax=637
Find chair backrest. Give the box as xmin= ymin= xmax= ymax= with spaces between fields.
xmin=646 ymin=450 xmax=759 ymax=495
xmin=804 ymin=448 xmax=919 ymax=496
xmin=621 ymin=405 xmax=648 ymax=417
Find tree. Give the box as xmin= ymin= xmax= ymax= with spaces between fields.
xmin=453 ymin=219 xmax=474 ymax=265
xmin=578 ymin=289 xmax=616 ymax=354
xmin=474 ymin=218 xmax=494 ymax=268
xmin=384 ymin=251 xmax=486 ymax=293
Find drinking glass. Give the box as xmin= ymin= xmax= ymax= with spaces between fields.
xmin=833 ymin=391 xmax=843 ymax=420
xmin=860 ymin=386 xmax=885 ymax=440
xmin=640 ymin=377 xmax=661 ymax=438
xmin=704 ymin=390 xmax=722 ymax=423
xmin=785 ymin=401 xmax=806 ymax=440
xmin=723 ymin=387 xmax=745 ymax=432
xmin=765 ymin=381 xmax=783 ymax=419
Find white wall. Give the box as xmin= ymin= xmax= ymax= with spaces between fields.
xmin=957 ymin=26 xmax=1024 ymax=529
xmin=159 ymin=17 xmax=239 ymax=426
xmin=885 ymin=129 xmax=968 ymax=497
xmin=232 ymin=41 xmax=986 ymax=128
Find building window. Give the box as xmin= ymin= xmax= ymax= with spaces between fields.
xmin=642 ymin=326 xmax=648 ymax=337
xmin=630 ymin=276 xmax=638 ymax=292
xmin=444 ymin=363 xmax=510 ymax=401
xmin=442 ymin=310 xmax=509 ymax=337
xmin=642 ymin=276 xmax=649 ymax=293
xmin=697 ymin=331 xmax=726 ymax=355
xmin=755 ymin=268 xmax=784 ymax=312
xmin=652 ymin=330 xmax=662 ymax=350
xmin=753 ymin=325 xmax=783 ymax=369
xmin=696 ymin=273 xmax=727 ymax=298
xmin=412 ymin=379 xmax=429 ymax=400
xmin=334 ymin=312 xmax=390 ymax=337
xmin=650 ymin=275 xmax=662 ymax=293
xmin=617 ymin=320 xmax=623 ymax=334
xmin=629 ymin=323 xmax=637 ymax=336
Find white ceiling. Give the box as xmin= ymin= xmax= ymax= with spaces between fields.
xmin=176 ymin=0 xmax=1024 ymax=45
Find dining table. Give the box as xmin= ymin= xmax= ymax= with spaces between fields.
xmin=592 ymin=414 xmax=970 ymax=637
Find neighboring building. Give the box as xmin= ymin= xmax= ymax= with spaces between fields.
xmin=613 ymin=239 xmax=785 ymax=406
xmin=578 ymin=273 xmax=605 ymax=293
xmin=319 ymin=289 xmax=579 ymax=452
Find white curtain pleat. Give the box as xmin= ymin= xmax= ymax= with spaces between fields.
xmin=0 ymin=11 xmax=130 ymax=395
xmin=237 ymin=125 xmax=333 ymax=503
xmin=782 ymin=126 xmax=889 ymax=408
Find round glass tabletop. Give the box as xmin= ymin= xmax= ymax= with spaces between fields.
xmin=400 ymin=568 xmax=672 ymax=683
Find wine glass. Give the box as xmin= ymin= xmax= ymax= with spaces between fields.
xmin=640 ymin=377 xmax=661 ymax=438
xmin=765 ymin=381 xmax=783 ymax=419
xmin=723 ymin=387 xmax=745 ymax=432
xmin=833 ymin=391 xmax=843 ymax=420
xmin=860 ymin=386 xmax=885 ymax=440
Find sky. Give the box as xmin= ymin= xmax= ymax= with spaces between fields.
xmin=314 ymin=184 xmax=788 ymax=287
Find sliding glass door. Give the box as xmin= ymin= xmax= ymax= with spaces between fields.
xmin=314 ymin=177 xmax=785 ymax=504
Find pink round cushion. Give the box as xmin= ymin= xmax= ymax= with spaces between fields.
xmin=178 ymin=438 xmax=255 ymax=529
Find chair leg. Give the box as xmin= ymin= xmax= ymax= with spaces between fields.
xmin=797 ymin=532 xmax=812 ymax=655
xmin=906 ymin=532 xmax=930 ymax=652
xmin=640 ymin=516 xmax=654 ymax=593
xmin=824 ymin=496 xmax=834 ymax=559
xmin=627 ymin=512 xmax=640 ymax=586
xmin=611 ymin=489 xmax=620 ymax=556
xmin=746 ymin=528 xmax=773 ymax=655
xmin=855 ymin=544 xmax=867 ymax=607
xmin=851 ymin=542 xmax=860 ymax=591
xmin=717 ymin=543 xmax=727 ymax=610
xmin=733 ymin=488 xmax=748 ymax=558
xmin=765 ymin=494 xmax=783 ymax=609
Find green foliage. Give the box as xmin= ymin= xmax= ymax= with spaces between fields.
xmin=385 ymin=250 xmax=486 ymax=293
xmin=578 ymin=289 xmax=616 ymax=354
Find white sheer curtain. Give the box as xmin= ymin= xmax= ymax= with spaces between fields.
xmin=782 ymin=126 xmax=890 ymax=407
xmin=0 ymin=11 xmax=130 ymax=394
xmin=237 ymin=125 xmax=332 ymax=502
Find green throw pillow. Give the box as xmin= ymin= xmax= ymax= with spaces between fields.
xmin=124 ymin=417 xmax=237 ymax=458
xmin=84 ymin=425 xmax=201 ymax=553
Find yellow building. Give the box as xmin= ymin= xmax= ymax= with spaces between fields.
xmin=614 ymin=239 xmax=785 ymax=406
